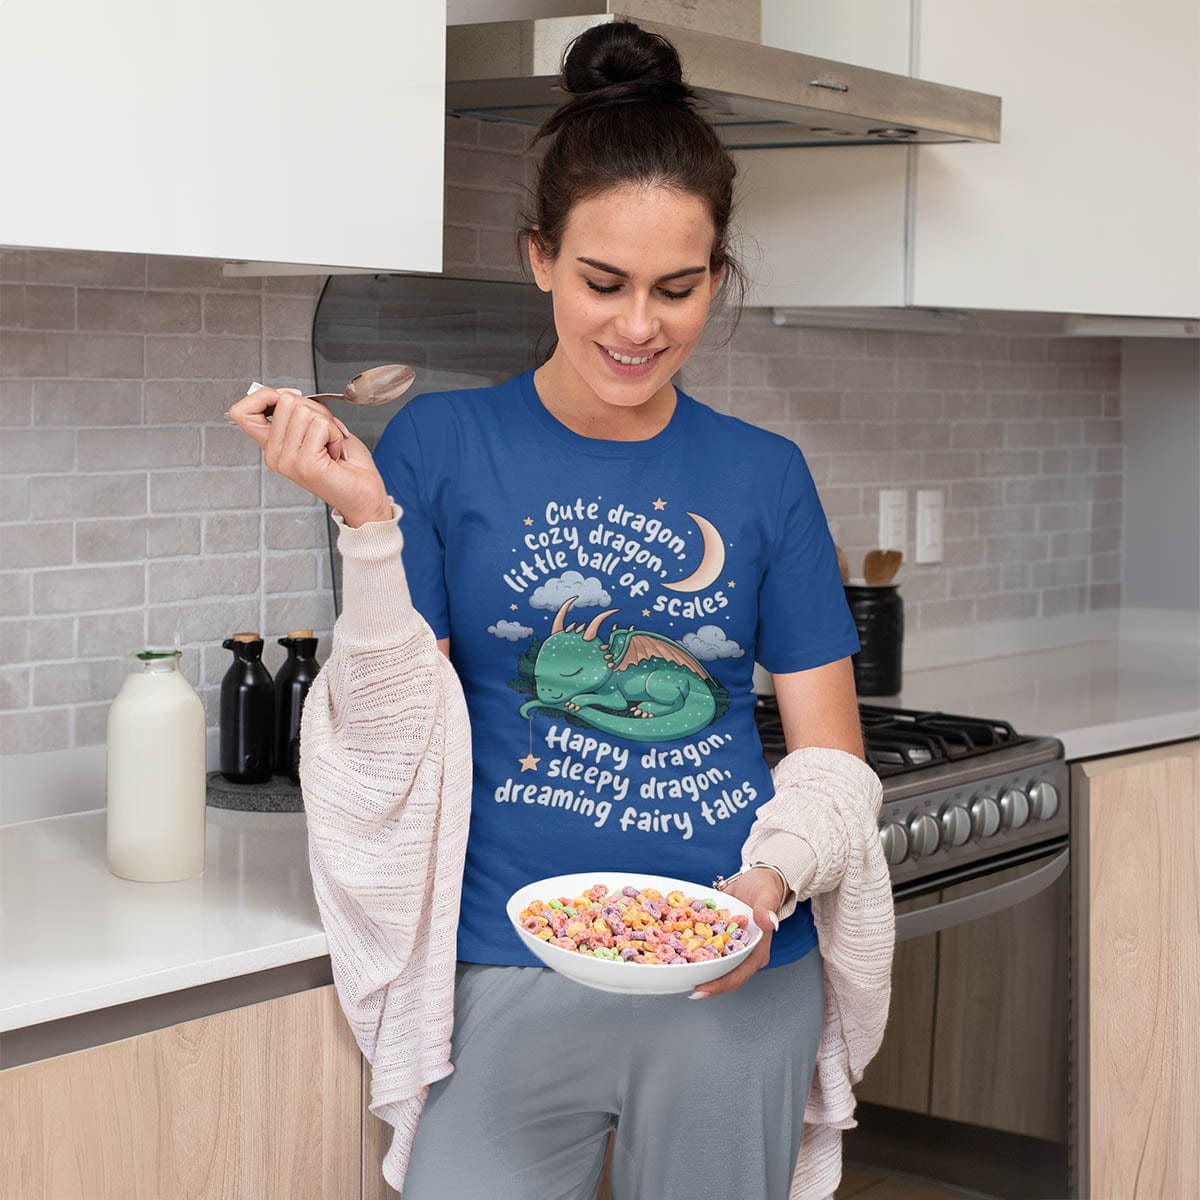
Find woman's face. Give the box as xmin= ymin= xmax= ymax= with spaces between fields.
xmin=528 ymin=183 xmax=722 ymax=409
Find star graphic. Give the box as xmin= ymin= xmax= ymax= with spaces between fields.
xmin=523 ymin=517 xmax=534 ymax=526
xmin=652 ymin=497 xmax=667 ymax=511
xmin=727 ymin=580 xmax=737 ymax=588
xmin=510 ymin=603 xmax=519 ymax=611
xmin=519 ymin=752 xmax=540 ymax=772
xmin=642 ymin=608 xmax=651 ymax=617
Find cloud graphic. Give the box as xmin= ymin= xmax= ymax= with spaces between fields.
xmin=529 ymin=570 xmax=612 ymax=611
xmin=489 ymin=619 xmax=534 ymax=641
xmin=682 ymin=625 xmax=746 ymax=661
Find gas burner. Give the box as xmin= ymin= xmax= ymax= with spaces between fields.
xmin=754 ymin=697 xmax=1035 ymax=780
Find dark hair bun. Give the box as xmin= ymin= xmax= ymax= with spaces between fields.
xmin=559 ymin=21 xmax=692 ymax=108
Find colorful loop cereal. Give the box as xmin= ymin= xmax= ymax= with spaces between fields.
xmin=517 ymin=882 xmax=751 ymax=967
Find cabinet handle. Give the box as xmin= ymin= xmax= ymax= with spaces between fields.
xmin=809 ymin=79 xmax=850 ymax=92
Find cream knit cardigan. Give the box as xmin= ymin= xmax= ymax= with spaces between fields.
xmin=301 ymin=506 xmax=894 ymax=1199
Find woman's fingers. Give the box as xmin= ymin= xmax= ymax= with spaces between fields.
xmin=227 ymin=384 xmax=285 ymax=448
xmin=690 ymin=928 xmax=772 ymax=999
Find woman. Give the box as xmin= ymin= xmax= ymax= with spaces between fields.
xmin=231 ymin=21 xmax=873 ymax=1200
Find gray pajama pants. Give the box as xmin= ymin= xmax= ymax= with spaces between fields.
xmin=401 ymin=947 xmax=824 ymax=1200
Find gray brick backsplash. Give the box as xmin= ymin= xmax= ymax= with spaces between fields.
xmin=0 ymin=615 xmax=75 ymax=665
xmin=0 ymin=708 xmax=71 ymax=754
xmin=34 ymin=379 xmax=142 ymax=425
xmin=33 ymin=659 xmax=131 ymax=707
xmin=0 ymin=116 xmax=1127 ymax=750
xmin=77 ymin=609 xmax=145 ymax=652
xmin=33 ymin=564 xmax=144 ymax=614
xmin=77 ymin=427 xmax=201 ymax=471
xmin=0 ymin=428 xmax=75 ymax=475
xmin=0 ymin=571 xmax=32 ymax=617
xmin=150 ymin=467 xmax=259 ymax=513
xmin=203 ymin=512 xmax=260 ymax=555
xmin=29 ymin=472 xmax=147 ymax=519
xmin=264 ymin=552 xmax=319 ymax=595
xmin=147 ymin=553 xmax=260 ymax=604
xmin=3 ymin=522 xmax=74 ymax=568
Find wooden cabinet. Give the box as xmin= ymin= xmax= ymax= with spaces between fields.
xmin=746 ymin=0 xmax=1200 ymax=317
xmin=1072 ymin=739 xmax=1200 ymax=1200
xmin=0 ymin=1 xmax=446 ymax=272
xmin=0 ymin=985 xmax=361 ymax=1200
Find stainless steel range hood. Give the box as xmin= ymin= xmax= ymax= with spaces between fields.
xmin=446 ymin=14 xmax=1001 ymax=149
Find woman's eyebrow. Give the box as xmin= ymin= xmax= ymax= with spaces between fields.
xmin=576 ymin=257 xmax=707 ymax=282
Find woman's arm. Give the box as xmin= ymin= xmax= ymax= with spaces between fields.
xmin=437 ymin=637 xmax=451 ymax=659
xmin=773 ymin=656 xmax=864 ymax=759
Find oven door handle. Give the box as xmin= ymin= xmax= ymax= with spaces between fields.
xmin=894 ymin=848 xmax=1069 ymax=942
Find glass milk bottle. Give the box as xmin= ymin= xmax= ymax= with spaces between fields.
xmin=106 ymin=650 xmax=207 ymax=882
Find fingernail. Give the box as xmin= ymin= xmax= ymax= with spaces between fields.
xmin=689 ymin=990 xmax=710 ymax=1000
xmin=223 ymin=410 xmax=234 ymax=423
xmin=247 ymin=382 xmax=264 ymax=394
xmin=768 ymin=912 xmax=780 ymax=930
xmin=280 ymin=388 xmax=302 ymax=396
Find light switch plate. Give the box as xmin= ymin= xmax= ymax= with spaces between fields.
xmin=878 ymin=489 xmax=907 ymax=553
xmin=916 ymin=489 xmax=945 ymax=563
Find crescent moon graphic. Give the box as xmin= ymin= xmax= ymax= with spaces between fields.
xmin=663 ymin=512 xmax=726 ymax=593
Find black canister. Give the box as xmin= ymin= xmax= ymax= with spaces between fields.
xmin=844 ymin=585 xmax=904 ymax=696
xmin=220 ymin=633 xmax=275 ymax=783
xmin=275 ymin=630 xmax=320 ymax=784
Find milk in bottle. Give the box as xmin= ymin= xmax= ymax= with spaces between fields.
xmin=106 ymin=650 xmax=207 ymax=882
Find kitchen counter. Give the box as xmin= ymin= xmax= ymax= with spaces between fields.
xmin=881 ymin=634 xmax=1199 ymax=759
xmin=0 ymin=807 xmax=325 ymax=1034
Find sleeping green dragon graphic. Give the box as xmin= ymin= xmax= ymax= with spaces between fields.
xmin=517 ymin=596 xmax=726 ymax=742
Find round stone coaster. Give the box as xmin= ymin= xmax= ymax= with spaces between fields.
xmin=206 ymin=770 xmax=304 ymax=813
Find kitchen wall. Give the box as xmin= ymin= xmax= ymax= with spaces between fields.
xmin=0 ymin=115 xmax=1123 ymax=756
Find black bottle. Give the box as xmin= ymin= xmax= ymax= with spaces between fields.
xmin=220 ymin=633 xmax=275 ymax=783
xmin=275 ymin=630 xmax=321 ymax=784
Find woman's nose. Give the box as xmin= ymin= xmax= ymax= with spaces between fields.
xmin=614 ymin=293 xmax=659 ymax=345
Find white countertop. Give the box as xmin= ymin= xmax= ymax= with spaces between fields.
xmin=881 ymin=635 xmax=1199 ymax=759
xmin=3 ymin=619 xmax=1196 ymax=1037
xmin=0 ymin=807 xmax=326 ymax=1033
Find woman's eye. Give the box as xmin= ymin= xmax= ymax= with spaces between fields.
xmin=661 ymin=287 xmax=696 ymax=301
xmin=586 ymin=280 xmax=621 ymax=294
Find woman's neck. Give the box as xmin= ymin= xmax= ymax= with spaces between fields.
xmin=533 ymin=351 xmax=677 ymax=442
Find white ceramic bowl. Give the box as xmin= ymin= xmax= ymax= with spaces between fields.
xmin=506 ymin=871 xmax=762 ymax=995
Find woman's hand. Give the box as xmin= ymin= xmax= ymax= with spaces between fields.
xmin=690 ymin=866 xmax=787 ymax=1000
xmin=227 ymin=385 xmax=393 ymax=528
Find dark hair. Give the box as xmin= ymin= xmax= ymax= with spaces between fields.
xmin=518 ymin=21 xmax=747 ymax=315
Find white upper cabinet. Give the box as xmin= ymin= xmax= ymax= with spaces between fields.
xmin=0 ymin=1 xmax=446 ymax=272
xmin=743 ymin=0 xmax=1200 ymax=317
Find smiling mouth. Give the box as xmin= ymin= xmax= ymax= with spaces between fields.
xmin=604 ymin=347 xmax=666 ymax=366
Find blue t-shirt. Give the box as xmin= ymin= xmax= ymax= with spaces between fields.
xmin=373 ymin=369 xmax=859 ymax=968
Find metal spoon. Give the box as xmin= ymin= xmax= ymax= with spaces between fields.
xmin=306 ymin=364 xmax=416 ymax=407
xmin=228 ymin=364 xmax=417 ymax=423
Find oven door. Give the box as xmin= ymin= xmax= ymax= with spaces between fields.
xmin=844 ymin=840 xmax=1071 ymax=1200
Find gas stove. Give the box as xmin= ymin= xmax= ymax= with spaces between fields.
xmin=754 ymin=697 xmax=1070 ymax=892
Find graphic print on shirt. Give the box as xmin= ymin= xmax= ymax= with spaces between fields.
xmin=489 ymin=494 xmax=761 ymax=845
xmin=517 ymin=595 xmax=724 ymax=742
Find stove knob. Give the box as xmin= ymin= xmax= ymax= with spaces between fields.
xmin=1000 ymin=787 xmax=1030 ymax=830
xmin=939 ymin=803 xmax=972 ymax=848
xmin=1029 ymin=780 xmax=1060 ymax=821
xmin=907 ymin=813 xmax=941 ymax=857
xmin=970 ymin=795 xmax=1001 ymax=839
xmin=880 ymin=821 xmax=909 ymax=865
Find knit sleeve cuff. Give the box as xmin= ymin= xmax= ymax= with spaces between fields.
xmin=330 ymin=501 xmax=428 ymax=648
xmin=742 ymin=834 xmax=819 ymax=920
